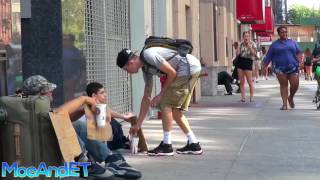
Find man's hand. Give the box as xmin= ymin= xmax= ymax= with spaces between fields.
xmin=150 ymin=94 xmax=162 ymax=107
xmin=130 ymin=124 xmax=140 ymax=136
xmin=123 ymin=112 xmax=135 ymax=120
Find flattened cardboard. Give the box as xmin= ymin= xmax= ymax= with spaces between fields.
xmin=49 ymin=111 xmax=81 ymax=163
xmin=84 ymin=105 xmax=113 ymax=141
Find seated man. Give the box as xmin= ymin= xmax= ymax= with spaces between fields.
xmin=85 ymin=82 xmax=133 ymax=151
xmin=218 ymin=71 xmax=234 ymax=95
xmin=73 ymin=82 xmax=141 ymax=171
xmin=21 ymin=75 xmax=141 ymax=179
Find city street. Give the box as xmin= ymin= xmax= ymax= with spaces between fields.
xmin=124 ymin=76 xmax=320 ymax=180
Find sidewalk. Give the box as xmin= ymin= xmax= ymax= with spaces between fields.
xmin=123 ymin=76 xmax=320 ymax=180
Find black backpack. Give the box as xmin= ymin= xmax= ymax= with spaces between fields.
xmin=140 ymin=36 xmax=193 ymax=75
xmin=142 ymin=36 xmax=193 ymax=57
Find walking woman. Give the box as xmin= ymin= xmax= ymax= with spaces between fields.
xmin=263 ymin=26 xmax=302 ymax=110
xmin=237 ymin=31 xmax=257 ymax=102
xmin=304 ymin=48 xmax=313 ymax=80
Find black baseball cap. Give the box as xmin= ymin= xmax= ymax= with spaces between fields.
xmin=116 ymin=48 xmax=134 ymax=68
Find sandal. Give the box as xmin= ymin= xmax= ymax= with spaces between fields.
xmin=240 ymin=98 xmax=246 ymax=102
xmin=250 ymin=97 xmax=254 ymax=102
xmin=280 ymin=106 xmax=288 ymax=110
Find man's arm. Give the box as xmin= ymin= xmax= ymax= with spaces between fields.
xmin=111 ymin=110 xmax=135 ymax=122
xmin=130 ymin=75 xmax=153 ymax=134
xmin=54 ymin=96 xmax=96 ymax=122
xmin=150 ymin=61 xmax=176 ymax=107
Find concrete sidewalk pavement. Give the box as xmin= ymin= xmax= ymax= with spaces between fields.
xmin=123 ymin=76 xmax=320 ymax=180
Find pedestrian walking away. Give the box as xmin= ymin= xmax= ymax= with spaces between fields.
xmin=262 ymin=25 xmax=302 ymax=110
xmin=116 ymin=43 xmax=203 ymax=156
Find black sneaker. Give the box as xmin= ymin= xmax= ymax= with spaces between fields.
xmin=105 ymin=153 xmax=132 ymax=169
xmin=106 ymin=162 xmax=142 ymax=179
xmin=147 ymin=141 xmax=174 ymax=156
xmin=87 ymin=163 xmax=114 ymax=179
xmin=176 ymin=141 xmax=203 ymax=155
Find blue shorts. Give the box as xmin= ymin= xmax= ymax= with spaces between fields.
xmin=273 ymin=64 xmax=299 ymax=74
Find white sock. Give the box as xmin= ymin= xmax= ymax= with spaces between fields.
xmin=187 ymin=131 xmax=198 ymax=144
xmin=163 ymin=131 xmax=172 ymax=144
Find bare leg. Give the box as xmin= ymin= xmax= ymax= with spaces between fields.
xmin=288 ymin=73 xmax=299 ymax=108
xmin=244 ymin=70 xmax=254 ymax=101
xmin=238 ymin=68 xmax=246 ymax=101
xmin=276 ymin=74 xmax=289 ymax=109
xmin=172 ymin=108 xmax=192 ymax=134
xmin=161 ymin=107 xmax=174 ymax=132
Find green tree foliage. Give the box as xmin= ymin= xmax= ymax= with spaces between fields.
xmin=62 ymin=0 xmax=85 ymax=48
xmin=288 ymin=5 xmax=320 ymax=24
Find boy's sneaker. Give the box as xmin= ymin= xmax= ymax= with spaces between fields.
xmin=87 ymin=163 xmax=114 ymax=179
xmin=105 ymin=153 xmax=133 ymax=170
xmin=176 ymin=141 xmax=203 ymax=155
xmin=106 ymin=162 xmax=142 ymax=179
xmin=147 ymin=141 xmax=174 ymax=156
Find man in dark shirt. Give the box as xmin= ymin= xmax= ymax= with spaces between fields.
xmin=218 ymin=71 xmax=234 ymax=95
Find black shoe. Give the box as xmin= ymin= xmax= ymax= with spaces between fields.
xmin=106 ymin=162 xmax=142 ymax=179
xmin=147 ymin=141 xmax=174 ymax=156
xmin=176 ymin=141 xmax=203 ymax=155
xmin=87 ymin=163 xmax=114 ymax=179
xmin=224 ymin=92 xmax=232 ymax=95
xmin=105 ymin=153 xmax=132 ymax=169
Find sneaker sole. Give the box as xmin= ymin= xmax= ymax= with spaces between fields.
xmin=176 ymin=150 xmax=203 ymax=155
xmin=147 ymin=152 xmax=174 ymax=156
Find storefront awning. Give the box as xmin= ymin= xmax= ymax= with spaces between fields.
xmin=252 ymin=6 xmax=274 ymax=33
xmin=236 ymin=0 xmax=265 ymax=24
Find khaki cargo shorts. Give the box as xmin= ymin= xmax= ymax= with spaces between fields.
xmin=159 ymin=72 xmax=200 ymax=111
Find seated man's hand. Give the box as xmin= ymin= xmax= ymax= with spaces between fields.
xmin=123 ymin=112 xmax=135 ymax=120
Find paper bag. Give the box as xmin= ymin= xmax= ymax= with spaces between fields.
xmin=129 ymin=116 xmax=148 ymax=152
xmin=49 ymin=111 xmax=81 ymax=163
xmin=84 ymin=104 xmax=113 ymax=141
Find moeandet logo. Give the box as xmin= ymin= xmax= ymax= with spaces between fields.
xmin=1 ymin=162 xmax=91 ymax=178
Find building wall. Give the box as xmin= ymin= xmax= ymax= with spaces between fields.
xmin=0 ymin=0 xmax=11 ymax=44
xmin=199 ymin=0 xmax=238 ymax=96
xmin=169 ymin=0 xmax=201 ymax=101
xmin=130 ymin=0 xmax=146 ymax=114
